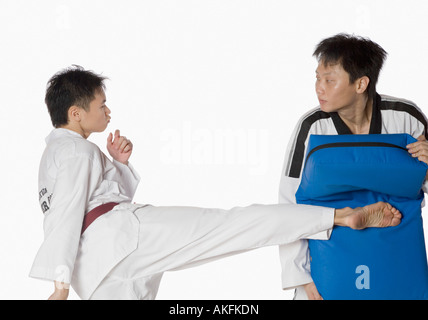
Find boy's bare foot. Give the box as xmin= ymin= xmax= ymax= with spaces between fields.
xmin=335 ymin=202 xmax=402 ymax=230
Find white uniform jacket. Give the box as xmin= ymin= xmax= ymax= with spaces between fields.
xmin=278 ymin=93 xmax=428 ymax=290
xmin=29 ymin=128 xmax=142 ymax=299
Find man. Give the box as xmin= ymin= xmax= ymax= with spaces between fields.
xmin=30 ymin=66 xmax=401 ymax=300
xmin=279 ymin=33 xmax=428 ymax=299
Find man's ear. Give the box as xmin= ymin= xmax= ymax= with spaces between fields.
xmin=68 ymin=106 xmax=82 ymax=122
xmin=355 ymin=76 xmax=370 ymax=94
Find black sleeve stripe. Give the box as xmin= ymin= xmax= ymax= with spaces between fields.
xmin=380 ymin=97 xmax=428 ymax=138
xmin=287 ymin=110 xmax=331 ymax=178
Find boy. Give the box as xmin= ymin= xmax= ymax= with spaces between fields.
xmin=30 ymin=66 xmax=401 ymax=300
xmin=279 ymin=33 xmax=428 ymax=299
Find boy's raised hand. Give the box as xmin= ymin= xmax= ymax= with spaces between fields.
xmin=107 ymin=129 xmax=133 ymax=165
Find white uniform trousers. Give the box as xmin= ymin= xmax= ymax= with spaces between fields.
xmin=89 ymin=203 xmax=333 ymax=299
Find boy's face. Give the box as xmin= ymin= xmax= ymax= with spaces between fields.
xmin=79 ymin=89 xmax=111 ymax=137
xmin=315 ymin=61 xmax=359 ymax=113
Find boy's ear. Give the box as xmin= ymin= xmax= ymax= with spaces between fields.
xmin=356 ymin=76 xmax=370 ymax=94
xmin=68 ymin=106 xmax=82 ymax=122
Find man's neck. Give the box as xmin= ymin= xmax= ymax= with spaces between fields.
xmin=337 ymin=96 xmax=373 ymax=134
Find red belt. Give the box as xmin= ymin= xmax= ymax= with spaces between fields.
xmin=81 ymin=202 xmax=119 ymax=234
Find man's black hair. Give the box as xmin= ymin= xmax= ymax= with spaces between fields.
xmin=313 ymin=33 xmax=388 ymax=99
xmin=45 ymin=65 xmax=107 ymax=127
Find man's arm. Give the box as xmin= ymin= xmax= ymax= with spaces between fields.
xmin=278 ymin=124 xmax=319 ymax=296
xmin=279 ymin=176 xmax=317 ymax=295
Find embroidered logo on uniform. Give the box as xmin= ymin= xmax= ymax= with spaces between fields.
xmin=39 ymin=187 xmax=52 ymax=213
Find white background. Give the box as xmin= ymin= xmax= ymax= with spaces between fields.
xmin=1 ymin=0 xmax=428 ymax=300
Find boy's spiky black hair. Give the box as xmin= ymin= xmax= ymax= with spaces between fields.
xmin=45 ymin=65 xmax=107 ymax=127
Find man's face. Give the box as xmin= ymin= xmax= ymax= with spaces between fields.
xmin=315 ymin=61 xmax=359 ymax=113
xmin=80 ymin=89 xmax=111 ymax=136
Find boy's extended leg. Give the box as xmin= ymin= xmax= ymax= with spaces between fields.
xmin=90 ymin=203 xmax=334 ymax=299
xmin=136 ymin=204 xmax=334 ymax=273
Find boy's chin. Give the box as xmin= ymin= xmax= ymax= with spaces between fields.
xmin=100 ymin=123 xmax=109 ymax=131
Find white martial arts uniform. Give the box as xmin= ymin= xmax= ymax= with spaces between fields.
xmin=30 ymin=128 xmax=336 ymax=300
xmin=278 ymin=93 xmax=428 ymax=299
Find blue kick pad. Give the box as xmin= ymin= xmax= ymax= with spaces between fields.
xmin=295 ymin=134 xmax=428 ymax=300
